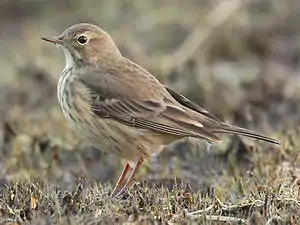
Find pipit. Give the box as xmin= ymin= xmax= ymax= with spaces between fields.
xmin=42 ymin=23 xmax=280 ymax=197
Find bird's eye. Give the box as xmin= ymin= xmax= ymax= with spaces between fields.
xmin=77 ymin=35 xmax=88 ymax=45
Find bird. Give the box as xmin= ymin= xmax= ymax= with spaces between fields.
xmin=41 ymin=23 xmax=280 ymax=197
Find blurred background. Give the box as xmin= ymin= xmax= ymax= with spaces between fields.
xmin=0 ymin=0 xmax=298 ymax=196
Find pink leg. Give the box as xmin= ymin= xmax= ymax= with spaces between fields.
xmin=109 ymin=163 xmax=132 ymax=197
xmin=115 ymin=158 xmax=143 ymax=197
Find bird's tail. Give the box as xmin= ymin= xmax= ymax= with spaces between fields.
xmin=213 ymin=124 xmax=281 ymax=145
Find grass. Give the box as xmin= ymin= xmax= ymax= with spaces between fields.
xmin=0 ymin=163 xmax=299 ymax=224
xmin=0 ymin=0 xmax=299 ymax=224
xmin=0 ymin=122 xmax=298 ymax=224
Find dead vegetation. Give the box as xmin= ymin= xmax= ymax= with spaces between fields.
xmin=0 ymin=0 xmax=299 ymax=224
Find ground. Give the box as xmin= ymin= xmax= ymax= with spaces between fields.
xmin=0 ymin=1 xmax=299 ymax=224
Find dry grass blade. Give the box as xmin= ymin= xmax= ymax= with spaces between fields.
xmin=161 ymin=0 xmax=250 ymax=73
xmin=0 ymin=0 xmax=298 ymax=224
xmin=203 ymin=215 xmax=247 ymax=224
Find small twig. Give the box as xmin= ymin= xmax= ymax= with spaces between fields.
xmin=161 ymin=0 xmax=249 ymax=73
xmin=215 ymin=196 xmax=264 ymax=213
xmin=290 ymin=177 xmax=300 ymax=198
xmin=171 ymin=213 xmax=247 ymax=224
xmin=187 ymin=204 xmax=214 ymax=216
xmin=291 ymin=149 xmax=300 ymax=170
xmin=215 ymin=195 xmax=226 ymax=208
xmin=170 ymin=196 xmax=263 ymax=222
xmin=263 ymin=190 xmax=269 ymax=218
xmin=30 ymin=182 xmax=51 ymax=202
xmin=0 ymin=200 xmax=23 ymax=222
xmin=204 ymin=215 xmax=247 ymax=224
xmin=171 ymin=204 xmax=214 ymax=221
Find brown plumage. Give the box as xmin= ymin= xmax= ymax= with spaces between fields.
xmin=42 ymin=23 xmax=280 ymax=197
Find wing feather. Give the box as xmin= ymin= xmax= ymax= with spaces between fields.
xmin=78 ymin=57 xmax=222 ymax=142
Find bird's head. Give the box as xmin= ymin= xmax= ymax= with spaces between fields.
xmin=42 ymin=23 xmax=121 ymax=68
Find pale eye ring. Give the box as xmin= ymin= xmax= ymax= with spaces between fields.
xmin=77 ymin=35 xmax=89 ymax=45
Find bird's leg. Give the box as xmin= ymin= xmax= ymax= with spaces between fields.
xmin=114 ymin=158 xmax=143 ymax=197
xmin=109 ymin=163 xmax=132 ymax=197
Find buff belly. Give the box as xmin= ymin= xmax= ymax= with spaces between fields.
xmin=66 ymin=113 xmax=171 ymax=162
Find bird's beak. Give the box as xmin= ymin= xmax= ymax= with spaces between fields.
xmin=41 ymin=36 xmax=64 ymax=45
